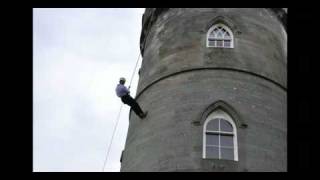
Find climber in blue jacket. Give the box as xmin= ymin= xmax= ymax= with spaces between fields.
xmin=115 ymin=77 xmax=147 ymax=119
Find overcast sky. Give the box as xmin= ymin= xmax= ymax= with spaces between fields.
xmin=33 ymin=8 xmax=145 ymax=172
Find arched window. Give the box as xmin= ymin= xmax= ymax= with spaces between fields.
xmin=203 ymin=109 xmax=238 ymax=161
xmin=207 ymin=24 xmax=234 ymax=48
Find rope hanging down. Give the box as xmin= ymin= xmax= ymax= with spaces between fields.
xmin=102 ymin=9 xmax=153 ymax=171
xmin=128 ymin=53 xmax=141 ymax=89
xmin=102 ymin=53 xmax=141 ymax=172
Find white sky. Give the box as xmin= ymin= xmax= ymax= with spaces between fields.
xmin=33 ymin=8 xmax=145 ymax=172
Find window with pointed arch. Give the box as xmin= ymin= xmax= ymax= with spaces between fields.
xmin=203 ymin=109 xmax=238 ymax=161
xmin=207 ymin=24 xmax=234 ymax=48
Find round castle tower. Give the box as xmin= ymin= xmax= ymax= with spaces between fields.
xmin=120 ymin=8 xmax=287 ymax=172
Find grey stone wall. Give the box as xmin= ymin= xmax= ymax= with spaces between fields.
xmin=121 ymin=8 xmax=287 ymax=172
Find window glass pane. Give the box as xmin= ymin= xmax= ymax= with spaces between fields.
xmin=220 ymin=120 xmax=233 ymax=132
xmin=206 ymin=146 xmax=219 ymax=159
xmin=220 ymin=135 xmax=234 ymax=147
xmin=206 ymin=134 xmax=219 ymax=145
xmin=225 ymin=32 xmax=231 ymax=39
xmin=217 ymin=31 xmax=223 ymax=38
xmin=217 ymin=40 xmax=223 ymax=47
xmin=221 ymin=147 xmax=234 ymax=160
xmin=206 ymin=119 xmax=219 ymax=130
xmin=224 ymin=40 xmax=231 ymax=47
xmin=208 ymin=40 xmax=216 ymax=47
xmin=213 ymin=29 xmax=219 ymax=37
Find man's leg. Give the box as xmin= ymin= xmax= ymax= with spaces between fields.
xmin=122 ymin=95 xmax=145 ymax=118
xmin=128 ymin=96 xmax=145 ymax=118
xmin=131 ymin=100 xmax=145 ymax=117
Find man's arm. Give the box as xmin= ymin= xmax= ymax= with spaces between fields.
xmin=124 ymin=85 xmax=130 ymax=94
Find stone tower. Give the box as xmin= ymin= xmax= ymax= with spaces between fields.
xmin=120 ymin=8 xmax=287 ymax=172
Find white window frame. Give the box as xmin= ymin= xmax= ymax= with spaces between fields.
xmin=206 ymin=23 xmax=234 ymax=48
xmin=203 ymin=109 xmax=238 ymax=161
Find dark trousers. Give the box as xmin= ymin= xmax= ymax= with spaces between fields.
xmin=121 ymin=94 xmax=144 ymax=117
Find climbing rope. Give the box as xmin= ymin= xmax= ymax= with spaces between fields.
xmin=128 ymin=53 xmax=141 ymax=89
xmin=102 ymin=9 xmax=154 ymax=172
xmin=102 ymin=52 xmax=141 ymax=172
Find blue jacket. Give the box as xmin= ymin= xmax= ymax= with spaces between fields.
xmin=116 ymin=84 xmax=130 ymax=97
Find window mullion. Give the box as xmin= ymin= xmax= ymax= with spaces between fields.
xmin=218 ymin=119 xmax=221 ymax=159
